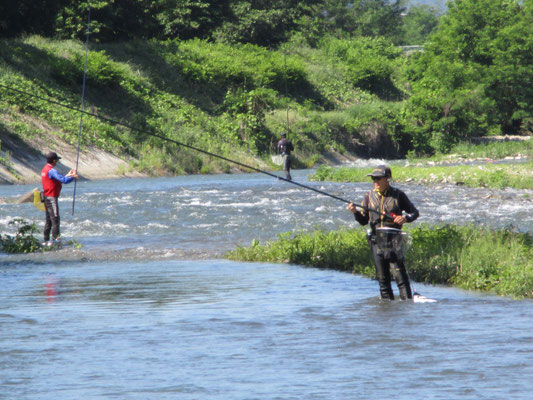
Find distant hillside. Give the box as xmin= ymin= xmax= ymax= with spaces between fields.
xmin=0 ymin=36 xmax=409 ymax=183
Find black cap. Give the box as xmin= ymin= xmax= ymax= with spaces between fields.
xmin=367 ymin=165 xmax=391 ymax=179
xmin=280 ymin=132 xmax=286 ymax=137
xmin=46 ymin=151 xmax=61 ymax=162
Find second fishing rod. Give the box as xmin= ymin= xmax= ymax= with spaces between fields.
xmin=0 ymin=83 xmax=392 ymax=219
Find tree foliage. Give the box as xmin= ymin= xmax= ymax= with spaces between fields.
xmin=402 ymin=4 xmax=440 ymax=45
xmin=321 ymin=36 xmax=403 ymax=98
xmin=0 ymin=0 xmax=65 ymax=38
xmin=296 ymin=0 xmax=407 ymax=45
xmin=405 ymin=0 xmax=533 ymax=154
xmin=1 ymin=0 xmax=410 ymax=45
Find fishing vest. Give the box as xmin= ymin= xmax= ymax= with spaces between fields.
xmin=278 ymin=139 xmax=293 ymax=155
xmin=41 ymin=164 xmax=62 ymax=197
xmin=366 ymin=187 xmax=403 ymax=230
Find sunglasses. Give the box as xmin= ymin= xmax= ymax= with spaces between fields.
xmin=371 ymin=177 xmax=385 ymax=182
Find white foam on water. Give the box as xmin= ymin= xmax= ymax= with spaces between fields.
xmin=195 ymin=197 xmax=275 ymax=208
xmin=343 ymin=158 xmax=391 ymax=168
xmin=413 ymin=294 xmax=437 ymax=303
xmin=146 ymin=223 xmax=169 ymax=229
xmin=186 ymin=199 xmax=212 ymax=206
xmin=192 ymin=223 xmax=217 ymax=229
xmin=0 ymin=215 xmax=25 ymax=225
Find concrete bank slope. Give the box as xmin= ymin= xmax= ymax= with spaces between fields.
xmin=0 ymin=133 xmax=146 ymax=185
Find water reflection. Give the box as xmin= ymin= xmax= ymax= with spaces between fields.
xmin=45 ymin=275 xmax=60 ymax=303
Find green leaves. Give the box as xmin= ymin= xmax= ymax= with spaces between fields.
xmin=321 ymin=36 xmax=402 ymax=96
xmin=401 ymin=4 xmax=440 ymax=46
xmin=406 ymin=0 xmax=533 ymax=154
xmin=0 ymin=218 xmax=41 ymax=254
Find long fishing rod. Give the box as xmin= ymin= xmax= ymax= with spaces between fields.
xmin=0 ymin=83 xmax=390 ymax=218
xmin=72 ymin=5 xmax=91 ymax=215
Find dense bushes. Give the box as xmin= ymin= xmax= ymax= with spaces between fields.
xmin=159 ymin=39 xmax=309 ymax=99
xmin=321 ymin=36 xmax=403 ymax=98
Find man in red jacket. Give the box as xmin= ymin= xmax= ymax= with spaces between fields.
xmin=41 ymin=151 xmax=78 ymax=245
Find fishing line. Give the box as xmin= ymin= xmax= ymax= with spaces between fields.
xmin=0 ymin=83 xmax=390 ymax=218
xmin=283 ymin=49 xmax=290 ymax=131
xmin=71 ymin=5 xmax=92 ymax=215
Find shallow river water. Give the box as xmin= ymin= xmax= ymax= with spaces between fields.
xmin=1 ymin=168 xmax=533 ymax=399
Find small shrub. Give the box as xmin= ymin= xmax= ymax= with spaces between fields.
xmin=0 ymin=218 xmax=41 ymax=253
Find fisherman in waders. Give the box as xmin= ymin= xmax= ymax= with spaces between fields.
xmin=41 ymin=151 xmax=78 ymax=246
xmin=277 ymin=132 xmax=294 ymax=181
xmin=348 ymin=165 xmax=419 ymax=300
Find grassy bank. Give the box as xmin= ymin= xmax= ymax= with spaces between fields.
xmin=0 ymin=36 xmax=404 ymax=179
xmin=311 ymin=159 xmax=533 ymax=189
xmin=226 ymin=224 xmax=533 ymax=299
xmin=423 ymin=140 xmax=532 ymax=163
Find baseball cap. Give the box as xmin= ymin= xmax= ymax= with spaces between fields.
xmin=46 ymin=151 xmax=61 ymax=162
xmin=367 ymin=165 xmax=391 ymax=179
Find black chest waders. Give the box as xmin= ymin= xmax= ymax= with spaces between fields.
xmin=369 ymin=227 xmax=413 ymax=300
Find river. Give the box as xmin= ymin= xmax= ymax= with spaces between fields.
xmin=1 ymin=168 xmax=533 ymax=399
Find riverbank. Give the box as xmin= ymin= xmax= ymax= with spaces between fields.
xmin=0 ymin=131 xmax=146 ymax=185
xmin=0 ymin=36 xmax=400 ymax=183
xmin=226 ymin=224 xmax=533 ymax=299
xmin=308 ymin=138 xmax=533 ymax=189
xmin=311 ymin=159 xmax=533 ymax=190
xmin=0 ymin=129 xmax=357 ymax=185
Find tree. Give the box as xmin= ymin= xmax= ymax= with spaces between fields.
xmin=0 ymin=0 xmax=65 ymax=38
xmin=405 ymin=0 xmax=533 ymax=154
xmin=322 ymin=36 xmax=403 ymax=98
xmin=300 ymin=0 xmax=407 ymax=44
xmin=154 ymin=0 xmax=227 ymax=40
xmin=401 ymin=4 xmax=440 ymax=45
xmin=213 ymin=0 xmax=321 ymax=47
xmin=54 ymin=0 xmax=160 ymax=41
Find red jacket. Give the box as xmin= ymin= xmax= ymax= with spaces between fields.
xmin=41 ymin=163 xmax=62 ymax=197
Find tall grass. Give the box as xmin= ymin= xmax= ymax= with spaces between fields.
xmin=227 ymin=224 xmax=533 ymax=299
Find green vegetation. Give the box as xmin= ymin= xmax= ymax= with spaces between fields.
xmin=401 ymin=4 xmax=440 ymax=45
xmin=420 ymin=139 xmax=533 ymax=163
xmin=0 ymin=140 xmax=12 ymax=169
xmin=311 ymin=159 xmax=533 ymax=189
xmin=0 ymin=34 xmax=409 ymax=176
xmin=226 ymin=224 xmax=533 ymax=299
xmin=1 ymin=1 xmax=414 ymax=46
xmin=1 ymin=0 xmax=532 ymax=178
xmin=0 ymin=218 xmax=41 ymax=253
xmin=403 ymin=0 xmax=533 ymax=154
xmin=0 ymin=218 xmax=81 ymax=253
